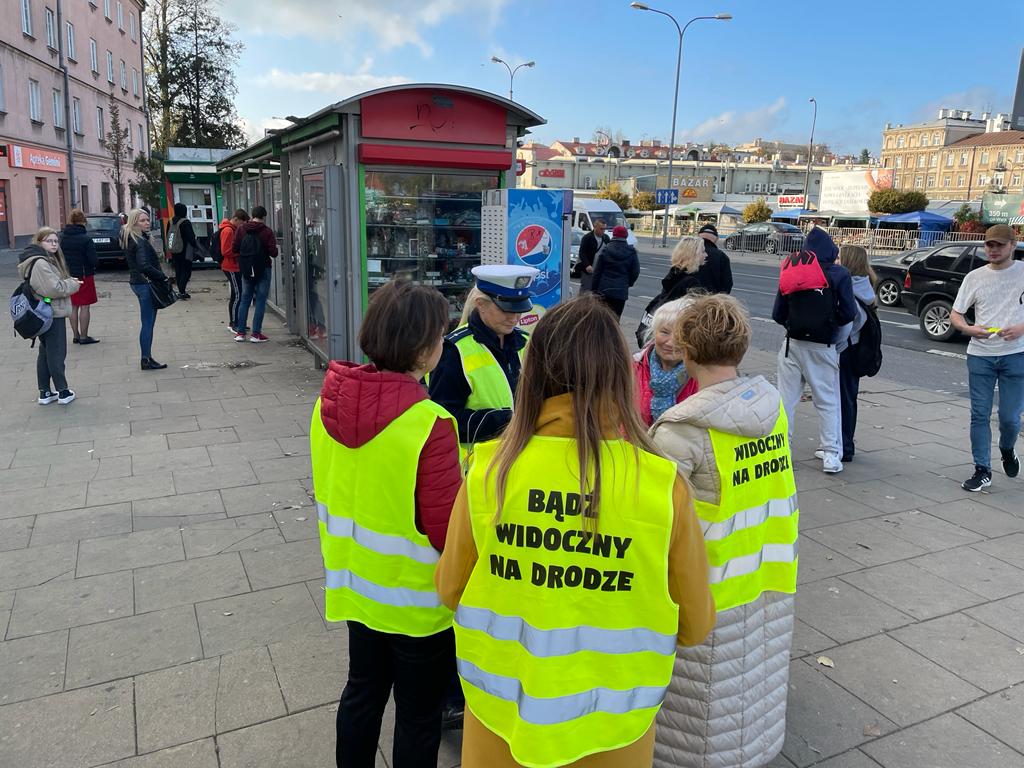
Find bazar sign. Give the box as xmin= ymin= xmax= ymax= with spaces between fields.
xmin=981 ymin=191 xmax=1024 ymax=225
xmin=538 ymin=168 xmax=566 ymax=178
xmin=777 ymin=194 xmax=805 ymax=208
xmin=7 ymin=144 xmax=66 ymax=173
xmin=819 ymin=169 xmax=893 ymax=214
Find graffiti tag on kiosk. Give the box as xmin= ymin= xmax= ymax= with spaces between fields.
xmin=410 ymin=96 xmax=456 ymax=133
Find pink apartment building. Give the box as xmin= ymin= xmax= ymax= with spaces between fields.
xmin=2 ymin=0 xmax=146 ymax=248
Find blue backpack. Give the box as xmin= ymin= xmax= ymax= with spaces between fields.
xmin=10 ymin=259 xmax=54 ymax=346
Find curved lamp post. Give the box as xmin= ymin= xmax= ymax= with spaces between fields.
xmin=490 ymin=56 xmax=535 ymax=101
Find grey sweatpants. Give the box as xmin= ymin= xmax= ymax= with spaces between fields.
xmin=37 ymin=316 xmax=69 ymax=392
xmin=777 ymin=338 xmax=841 ymax=458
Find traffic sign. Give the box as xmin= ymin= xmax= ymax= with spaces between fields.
xmin=655 ymin=188 xmax=679 ymax=205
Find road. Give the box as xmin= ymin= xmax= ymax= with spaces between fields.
xmin=605 ymin=245 xmax=973 ymax=396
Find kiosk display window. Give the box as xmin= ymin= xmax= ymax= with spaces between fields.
xmin=364 ymin=169 xmax=499 ymax=322
xmin=303 ymin=171 xmax=328 ymax=353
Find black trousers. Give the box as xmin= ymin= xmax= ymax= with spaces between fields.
xmin=171 ymin=253 xmax=192 ymax=294
xmin=602 ymin=296 xmax=626 ymax=318
xmin=839 ymin=346 xmax=860 ymax=459
xmin=336 ymin=621 xmax=454 ymax=768
xmin=37 ymin=316 xmax=68 ymax=392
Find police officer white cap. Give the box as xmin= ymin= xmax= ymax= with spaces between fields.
xmin=472 ymin=265 xmax=539 ymax=313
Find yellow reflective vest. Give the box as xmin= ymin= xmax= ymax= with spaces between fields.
xmin=695 ymin=407 xmax=799 ymax=612
xmin=309 ymin=398 xmax=456 ymax=636
xmin=456 ymin=437 xmax=680 ymax=768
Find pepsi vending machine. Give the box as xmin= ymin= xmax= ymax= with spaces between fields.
xmin=481 ymin=188 xmax=573 ymax=328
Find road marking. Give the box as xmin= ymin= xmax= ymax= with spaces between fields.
xmin=732 ymin=271 xmax=777 ymax=280
xmin=733 ymin=286 xmax=777 ymax=296
xmin=751 ymin=316 xmax=776 ymax=323
xmin=879 ymin=319 xmax=919 ymax=329
xmin=927 ymin=349 xmax=967 ymax=360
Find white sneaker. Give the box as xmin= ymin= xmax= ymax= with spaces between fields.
xmin=822 ymin=454 xmax=843 ymax=474
xmin=814 ymin=450 xmax=825 ymax=460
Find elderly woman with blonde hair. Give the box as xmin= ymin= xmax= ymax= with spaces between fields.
xmin=661 ymin=236 xmax=706 ymax=301
xmin=634 ymin=297 xmax=699 ymax=425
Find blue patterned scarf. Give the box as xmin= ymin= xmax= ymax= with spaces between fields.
xmin=649 ymin=351 xmax=685 ymax=421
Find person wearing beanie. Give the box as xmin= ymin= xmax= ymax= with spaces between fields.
xmin=591 ymin=224 xmax=640 ymax=318
xmin=772 ymin=226 xmax=857 ymax=473
xmin=696 ymin=223 xmax=733 ymax=294
xmin=169 ymin=202 xmax=199 ymax=299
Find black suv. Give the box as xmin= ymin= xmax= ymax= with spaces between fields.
xmin=85 ymin=214 xmax=125 ymax=266
xmin=901 ymin=241 xmax=1024 ymax=342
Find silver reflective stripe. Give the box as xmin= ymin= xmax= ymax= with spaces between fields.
xmin=324 ymin=567 xmax=443 ymax=609
xmin=456 ymin=605 xmax=676 ymax=658
xmin=317 ymin=502 xmax=439 ymax=565
xmin=458 ymin=658 xmax=667 ymax=726
xmin=702 ymin=495 xmax=798 ymax=541
xmin=708 ymin=540 xmax=799 ymax=584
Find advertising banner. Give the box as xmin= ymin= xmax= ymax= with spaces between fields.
xmin=777 ymin=194 xmax=805 ymax=208
xmin=7 ymin=144 xmax=67 ymax=173
xmin=506 ymin=189 xmax=565 ymax=327
xmin=819 ymin=169 xmax=894 ymax=213
xmin=982 ymin=192 xmax=1024 ymax=225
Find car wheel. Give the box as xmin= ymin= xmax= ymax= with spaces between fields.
xmin=765 ymin=239 xmax=778 ymax=254
xmin=919 ymin=299 xmax=956 ymax=342
xmin=724 ymin=238 xmax=738 ymax=250
xmin=876 ymin=278 xmax=901 ymax=307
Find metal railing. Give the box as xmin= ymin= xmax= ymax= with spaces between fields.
xmin=824 ymin=227 xmax=981 ymax=254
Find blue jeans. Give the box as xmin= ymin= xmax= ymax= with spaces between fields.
xmin=237 ymin=268 xmax=272 ymax=335
xmin=966 ymin=352 xmax=1024 ymax=469
xmin=130 ymin=283 xmax=157 ymax=358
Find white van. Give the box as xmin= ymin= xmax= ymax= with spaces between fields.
xmin=571 ymin=198 xmax=638 ymax=247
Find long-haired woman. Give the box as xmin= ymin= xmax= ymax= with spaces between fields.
xmin=61 ymin=209 xmax=100 ymax=344
xmin=660 ymin=236 xmax=706 ymax=301
xmin=121 ymin=208 xmax=171 ymax=370
xmin=835 ymin=244 xmax=879 ymax=461
xmin=18 ymin=228 xmax=81 ymax=404
xmin=436 ymin=294 xmax=715 ymax=768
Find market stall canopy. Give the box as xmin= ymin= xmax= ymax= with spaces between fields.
xmin=877 ymin=211 xmax=954 ymax=230
xmin=654 ymin=202 xmax=742 ymax=217
xmin=770 ymin=208 xmax=812 ymax=220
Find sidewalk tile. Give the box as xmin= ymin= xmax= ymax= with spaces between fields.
xmin=91 ymin=434 xmax=169 ymax=458
xmin=215 ymin=646 xmax=287 ymax=732
xmin=791 ymin=618 xmax=836 ymax=659
xmin=249 ymin=455 xmax=312 ymax=483
xmin=0 ymin=608 xmax=9 ymax=638
xmin=135 ymin=658 xmax=219 ymax=753
xmin=810 ymin=752 xmax=877 ymax=768
xmin=222 ymin=528 xmax=284 ymax=552
xmin=11 ymin=442 xmax=98 ymax=468
xmin=305 ymin=579 xmax=344 ymax=632
xmin=134 ymin=552 xmax=250 ymax=613
xmin=0 ymin=482 xmax=87 ymax=521
xmin=911 ymin=546 xmax=1024 ymax=600
xmin=0 ymin=629 xmax=68 ymax=704
xmin=863 ymin=511 xmax=983 ymax=552
xmin=796 ymin=578 xmax=913 ymax=644
xmin=886 ymin=442 xmax=975 ymax=468
xmin=132 ymin=446 xmax=212 ymax=476
xmin=923 ymin=498 xmax=1024 ymax=538
xmin=77 ymin=528 xmax=184 ymax=577
xmin=796 ymin=489 xmax=882 ymax=530
xmin=196 ymin=410 xmax=262 ymax=431
xmin=815 ymin=635 xmax=982 ymax=727
xmin=831 ymin=480 xmax=927 ymax=514
xmin=87 ymin=473 xmax=176 ymax=506
xmin=221 ymin=394 xmax=284 ymax=413
xmin=181 ymin=519 xmax=278 ymax=560
xmin=218 ymin=705 xmax=336 ymax=768
xmin=890 ymin=612 xmax=1024 ymax=693
xmin=99 ymin=738 xmax=219 ymax=768
xmin=0 ymin=515 xmax=34 ymax=552
xmin=221 ymin=479 xmax=311 ymax=517
xmin=964 ymin=593 xmax=1024 ymax=641
xmin=804 ymin=520 xmax=929 ymax=567
xmin=268 ymin=632 xmax=344 ymax=713
xmin=240 ymin=539 xmax=322 ymax=590
xmin=161 ymin=400 xmax=230 ymax=419
xmin=173 ymin=461 xmax=256 ymax=494
xmin=7 ymin=571 xmax=133 ymax=638
xmin=233 ymin=419 xmax=307 ymax=442
xmin=0 ymin=466 xmax=48 ymax=492
xmin=766 ymin=754 xmax=796 ymax=767
xmin=877 ymin=471 xmax=971 ymax=504
xmin=966 ymin=487 xmax=1024 ymax=515
xmin=958 ymin=687 xmax=1024 ymax=754
xmin=30 ymin=503 xmax=132 ymax=547
xmin=65 ymin=604 xmax=202 ymax=689
xmin=132 ymin=490 xmax=224 ymax=518
xmin=0 ymin=541 xmax=77 ymax=591
xmin=130 ymin=416 xmax=200 ymax=437
xmin=196 ymin=583 xmax=325 ymax=657
xmin=133 ymin=513 xmax=225 ymax=531
xmin=861 ymin=712 xmax=1024 ymax=768
xmin=208 ymin=438 xmax=285 ymax=466
xmin=272 ymin=506 xmax=319 ymax=542
xmin=782 ymin=661 xmax=896 ymax=767
xmin=166 ymin=427 xmax=238 ymax=449
xmin=276 ymin=435 xmax=311 ymax=456
xmin=972 ymin=532 xmax=1024 ymax=569
xmin=0 ymin=679 xmax=135 ymax=768
xmin=840 ymin=561 xmax=986 ymax=620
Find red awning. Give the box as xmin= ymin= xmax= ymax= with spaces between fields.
xmin=359 ymin=143 xmax=513 ymax=170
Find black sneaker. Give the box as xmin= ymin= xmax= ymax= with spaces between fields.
xmin=962 ymin=466 xmax=992 ymax=492
xmin=57 ymin=389 xmax=76 ymax=405
xmin=1002 ymin=449 xmax=1020 ymax=479
xmin=441 ymin=704 xmax=464 ymax=731
xmin=38 ymin=390 xmax=58 ymax=405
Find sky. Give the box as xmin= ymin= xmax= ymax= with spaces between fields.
xmin=220 ymin=0 xmax=1024 ymax=156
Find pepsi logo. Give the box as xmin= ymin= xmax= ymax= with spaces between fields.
xmin=515 ymin=224 xmax=552 ymax=266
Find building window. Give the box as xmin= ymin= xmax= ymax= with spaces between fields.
xmin=65 ymin=20 xmax=75 ymax=59
xmin=116 ymin=1 xmax=123 ymax=29
xmin=917 ymin=155 xmax=925 ymax=168
xmin=960 ymin=151 xmax=969 ymax=166
xmin=994 ymin=172 xmax=1004 ymax=186
xmin=897 ymin=135 xmax=905 ymax=148
xmin=35 ymin=178 xmax=47 ymax=227
xmin=980 ymin=151 xmax=989 ymax=165
xmin=137 ymin=123 xmax=144 ymax=152
xmin=933 ymin=132 xmax=941 ymax=145
xmin=0 ymin=63 xmax=5 ymax=113
xmin=895 ymin=156 xmax=902 ymax=169
xmin=72 ymin=97 xmax=81 ymax=133
xmin=979 ymin=174 xmax=988 ymax=187
xmin=100 ymin=182 xmax=110 ymax=210
xmin=96 ymin=105 xmax=104 ymax=137
xmin=81 ymin=185 xmax=89 ymax=213
xmin=930 ymin=153 xmax=937 ymax=167
xmin=28 ymin=79 xmax=42 ymax=122
xmin=45 ymin=6 xmax=57 ymax=48
xmin=103 ymin=0 xmax=110 ymax=19
xmin=119 ymin=60 xmax=126 ymax=90
xmin=90 ymin=38 xmax=98 ymax=72
xmin=996 ymin=150 xmax=1006 ymax=166
xmin=914 ymin=174 xmax=924 ymax=188
xmin=22 ymin=0 xmax=33 ymax=36
xmin=132 ymin=69 xmax=139 ymax=97
xmin=943 ymin=175 xmax=952 ymax=187
xmin=106 ymin=51 xmax=114 ymax=82
xmin=882 ymin=157 xmax=889 ymax=168
xmin=927 ymin=174 xmax=935 ymax=187
xmin=920 ymin=132 xmax=929 ymax=146
xmin=893 ymin=176 xmax=901 ymax=188
xmin=1016 ymin=149 xmax=1024 ymax=164
xmin=946 ymin=152 xmax=954 ymax=167
xmin=957 ymin=174 xmax=965 ymax=188
xmin=52 ymin=88 xmax=63 ymax=128
xmin=126 ymin=119 xmax=132 ymax=147
xmin=129 ymin=12 xmax=136 ymax=41
xmin=1012 ymin=173 xmax=1021 ymax=187
xmin=885 ymin=138 xmax=893 ymax=149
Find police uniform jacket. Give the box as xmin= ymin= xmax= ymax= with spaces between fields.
xmin=428 ymin=309 xmax=528 ymax=445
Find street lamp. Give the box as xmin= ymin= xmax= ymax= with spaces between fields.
xmin=490 ymin=56 xmax=535 ymax=101
xmin=802 ymin=97 xmax=817 ymax=211
xmin=630 ymin=4 xmax=731 ymax=247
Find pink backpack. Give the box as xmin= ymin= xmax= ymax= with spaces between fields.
xmin=779 ymin=250 xmax=828 ymax=295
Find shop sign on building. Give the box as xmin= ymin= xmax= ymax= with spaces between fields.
xmin=6 ymin=144 xmax=67 ymax=173
xmin=777 ymin=193 xmax=805 ymax=208
xmin=660 ymin=174 xmax=714 ymax=201
xmin=538 ymin=168 xmax=566 ymax=178
xmin=982 ymin=191 xmax=1024 ymax=225
xmin=361 ymin=88 xmax=506 ymax=146
xmin=819 ymin=169 xmax=893 ymax=213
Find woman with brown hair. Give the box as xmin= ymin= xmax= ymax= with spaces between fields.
xmin=835 ymin=244 xmax=879 ymax=461
xmin=18 ymin=227 xmax=82 ymax=404
xmin=309 ymin=279 xmax=462 ymax=768
xmin=60 ymin=209 xmax=100 ymax=344
xmin=436 ymin=294 xmax=714 ymax=768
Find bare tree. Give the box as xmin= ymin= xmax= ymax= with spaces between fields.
xmin=104 ymin=96 xmax=132 ymax=213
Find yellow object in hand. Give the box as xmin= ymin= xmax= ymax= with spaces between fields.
xmin=987 ymin=327 xmax=1002 ymax=334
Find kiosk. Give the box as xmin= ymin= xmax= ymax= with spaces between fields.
xmin=216 ymin=84 xmax=545 ymax=364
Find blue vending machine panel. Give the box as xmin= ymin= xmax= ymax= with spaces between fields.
xmin=505 ymin=189 xmax=567 ymax=327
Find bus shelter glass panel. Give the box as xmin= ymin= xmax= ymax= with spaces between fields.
xmin=303 ymin=170 xmax=328 ymax=356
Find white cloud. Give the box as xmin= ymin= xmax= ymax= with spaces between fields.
xmin=222 ymin=0 xmax=508 ymax=56
xmin=680 ymin=98 xmax=789 ymax=144
xmin=914 ymin=87 xmax=1009 ymax=123
xmin=239 ymin=116 xmax=295 ymax=144
xmin=254 ymin=67 xmax=411 ymax=95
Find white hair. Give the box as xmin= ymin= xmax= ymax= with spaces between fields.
xmin=640 ymin=296 xmax=696 ymax=346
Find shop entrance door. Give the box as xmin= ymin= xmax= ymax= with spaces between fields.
xmin=0 ymin=181 xmax=9 ymax=249
xmin=300 ymin=166 xmax=346 ymax=362
xmin=173 ymin=185 xmax=216 ymax=246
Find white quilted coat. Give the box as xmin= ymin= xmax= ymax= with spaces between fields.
xmin=650 ymin=376 xmax=795 ymax=768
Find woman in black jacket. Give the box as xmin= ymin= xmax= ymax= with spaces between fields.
xmin=660 ymin=236 xmax=706 ymax=301
xmin=170 ymin=202 xmax=198 ymax=299
xmin=122 ymin=208 xmax=170 ymax=370
xmin=60 ymin=209 xmax=100 ymax=344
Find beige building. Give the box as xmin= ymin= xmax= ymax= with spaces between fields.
xmin=1 ymin=0 xmax=147 ymax=247
xmin=878 ymin=109 xmax=1023 ymax=201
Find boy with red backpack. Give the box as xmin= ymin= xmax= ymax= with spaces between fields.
xmin=772 ymin=227 xmax=858 ymax=474
xmin=232 ymin=205 xmax=278 ymax=342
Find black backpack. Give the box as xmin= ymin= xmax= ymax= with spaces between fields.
xmin=209 ymin=224 xmax=225 ymax=264
xmin=785 ymin=281 xmax=838 ymax=345
xmin=850 ymin=297 xmax=883 ymax=377
xmin=238 ymin=228 xmax=266 ymax=279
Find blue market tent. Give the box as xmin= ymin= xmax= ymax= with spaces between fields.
xmin=771 ymin=208 xmax=811 ymax=220
xmin=878 ymin=210 xmax=954 ymax=247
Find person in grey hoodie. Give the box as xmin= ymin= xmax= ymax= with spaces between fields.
xmin=18 ymin=228 xmax=82 ymax=405
xmin=833 ymin=245 xmax=878 ymax=462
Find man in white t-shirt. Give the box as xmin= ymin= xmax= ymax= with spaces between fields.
xmin=951 ymin=224 xmax=1024 ymax=491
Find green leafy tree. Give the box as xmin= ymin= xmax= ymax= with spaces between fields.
xmin=743 ymin=197 xmax=772 ymax=223
xmin=953 ymin=202 xmax=984 ymax=233
xmin=858 ymin=148 xmax=871 ymax=164
xmin=868 ymin=189 xmax=928 ymax=214
xmin=596 ymin=181 xmax=631 ymax=211
xmin=131 ymin=153 xmax=165 ymax=210
xmin=633 ymin=190 xmax=657 ymax=211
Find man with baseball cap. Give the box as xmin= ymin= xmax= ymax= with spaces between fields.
xmin=950 ymin=224 xmax=1024 ymax=491
xmin=696 ymin=224 xmax=734 ymax=294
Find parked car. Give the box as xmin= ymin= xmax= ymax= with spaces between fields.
xmin=569 ymin=227 xmax=584 ymax=273
xmin=900 ymin=241 xmax=1024 ymax=342
xmin=723 ymin=222 xmax=804 ymax=255
xmin=85 ymin=214 xmax=125 ymax=266
xmin=870 ymin=247 xmax=931 ymax=307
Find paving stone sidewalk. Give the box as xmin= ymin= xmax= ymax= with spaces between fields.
xmin=1 ymin=263 xmax=1022 ymax=768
